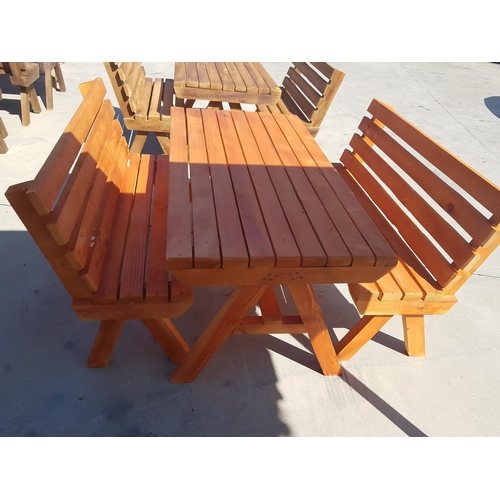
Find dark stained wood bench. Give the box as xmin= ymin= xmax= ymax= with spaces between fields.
xmin=5 ymin=78 xmax=193 ymax=369
xmin=104 ymin=62 xmax=176 ymax=154
xmin=333 ymin=98 xmax=500 ymax=360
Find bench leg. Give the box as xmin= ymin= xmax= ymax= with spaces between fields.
xmin=130 ymin=131 xmax=148 ymax=153
xmin=289 ymin=284 xmax=342 ymax=376
xmin=155 ymin=133 xmax=170 ymax=155
xmin=54 ymin=63 xmax=66 ymax=92
xmin=45 ymin=67 xmax=54 ymax=111
xmin=141 ymin=318 xmax=190 ymax=364
xmin=0 ymin=118 xmax=7 ymax=154
xmin=335 ymin=315 xmax=392 ymax=361
xmin=20 ymin=88 xmax=31 ymax=126
xmin=28 ymin=86 xmax=42 ymax=114
xmin=87 ymin=319 xmax=125 ymax=368
xmin=402 ymin=315 xmax=426 ymax=356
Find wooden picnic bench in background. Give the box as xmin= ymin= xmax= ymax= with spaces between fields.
xmin=334 ymin=98 xmax=500 ymax=360
xmin=5 ymin=78 xmax=193 ymax=369
xmin=103 ymin=62 xmax=175 ymax=154
xmin=257 ymin=62 xmax=345 ymax=138
xmin=0 ymin=62 xmax=42 ymax=126
xmin=0 ymin=62 xmax=66 ymax=125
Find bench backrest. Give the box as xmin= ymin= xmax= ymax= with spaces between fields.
xmin=281 ymin=62 xmax=345 ymax=134
xmin=5 ymin=78 xmax=130 ymax=299
xmin=339 ymin=98 xmax=500 ymax=295
xmin=0 ymin=62 xmax=39 ymax=85
xmin=103 ymin=62 xmax=147 ymax=119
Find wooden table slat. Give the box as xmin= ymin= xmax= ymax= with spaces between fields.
xmin=217 ymin=111 xmax=276 ymax=267
xmin=186 ymin=109 xmax=221 ymax=268
xmin=200 ymin=109 xmax=248 ymax=267
xmin=259 ymin=113 xmax=352 ymax=266
xmin=231 ymin=110 xmax=302 ymax=267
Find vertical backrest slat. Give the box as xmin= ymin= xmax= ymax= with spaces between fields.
xmin=25 ymin=78 xmax=107 ymax=215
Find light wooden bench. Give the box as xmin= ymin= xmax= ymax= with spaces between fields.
xmin=333 ymin=98 xmax=500 ymax=360
xmin=104 ymin=62 xmax=175 ymax=154
xmin=0 ymin=88 xmax=8 ymax=153
xmin=43 ymin=62 xmax=66 ymax=111
xmin=0 ymin=62 xmax=42 ymax=126
xmin=257 ymin=62 xmax=345 ymax=138
xmin=5 ymin=77 xmax=193 ymax=368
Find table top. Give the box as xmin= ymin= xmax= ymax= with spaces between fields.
xmin=173 ymin=62 xmax=281 ymax=106
xmin=166 ymin=107 xmax=398 ymax=286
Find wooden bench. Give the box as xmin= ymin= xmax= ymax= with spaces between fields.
xmin=104 ymin=62 xmax=175 ymax=154
xmin=257 ymin=62 xmax=345 ymax=138
xmin=333 ymin=98 xmax=500 ymax=360
xmin=5 ymin=77 xmax=193 ymax=368
xmin=0 ymin=62 xmax=42 ymax=126
xmin=0 ymin=88 xmax=8 ymax=153
xmin=43 ymin=62 xmax=66 ymax=111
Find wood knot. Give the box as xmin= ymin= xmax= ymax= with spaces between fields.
xmin=447 ymin=203 xmax=455 ymax=213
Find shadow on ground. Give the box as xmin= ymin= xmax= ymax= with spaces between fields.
xmin=484 ymin=96 xmax=500 ymax=119
xmin=0 ymin=229 xmax=421 ymax=436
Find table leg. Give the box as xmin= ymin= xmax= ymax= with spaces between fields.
xmin=171 ymin=285 xmax=268 ymax=383
xmin=288 ymin=284 xmax=342 ymax=376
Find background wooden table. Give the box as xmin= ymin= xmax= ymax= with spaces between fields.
xmin=166 ymin=107 xmax=397 ymax=383
xmin=174 ymin=62 xmax=281 ymax=106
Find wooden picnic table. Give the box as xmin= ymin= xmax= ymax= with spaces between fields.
xmin=166 ymin=106 xmax=398 ymax=383
xmin=173 ymin=62 xmax=281 ymax=106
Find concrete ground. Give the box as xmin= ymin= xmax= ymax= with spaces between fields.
xmin=1 ymin=62 xmax=500 ymax=438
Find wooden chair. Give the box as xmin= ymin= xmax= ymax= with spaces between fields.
xmin=332 ymin=98 xmax=500 ymax=361
xmin=43 ymin=62 xmax=66 ymax=111
xmin=103 ymin=62 xmax=175 ymax=154
xmin=256 ymin=62 xmax=345 ymax=137
xmin=0 ymin=88 xmax=8 ymax=153
xmin=5 ymin=77 xmax=193 ymax=368
xmin=0 ymin=62 xmax=42 ymax=126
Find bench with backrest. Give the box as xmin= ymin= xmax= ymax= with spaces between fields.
xmin=104 ymin=62 xmax=176 ymax=154
xmin=332 ymin=98 xmax=500 ymax=361
xmin=256 ymin=62 xmax=345 ymax=138
xmin=0 ymin=62 xmax=42 ymax=126
xmin=5 ymin=77 xmax=193 ymax=369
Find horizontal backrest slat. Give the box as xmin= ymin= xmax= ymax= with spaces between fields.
xmin=349 ymin=133 xmax=479 ymax=272
xmin=46 ymin=99 xmax=116 ymax=244
xmin=340 ymin=149 xmax=460 ymax=289
xmin=342 ymin=97 xmax=500 ymax=294
xmin=358 ymin=116 xmax=496 ymax=248
xmin=282 ymin=76 xmax=315 ymax=120
xmin=26 ymin=77 xmax=107 ymax=215
xmin=80 ymin=138 xmax=128 ymax=291
xmin=64 ymin=124 xmax=123 ymax=270
xmin=368 ymin=99 xmax=500 ymax=220
xmin=292 ymin=62 xmax=328 ymax=94
xmin=287 ymin=67 xmax=322 ymax=106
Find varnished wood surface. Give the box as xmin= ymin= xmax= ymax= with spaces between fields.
xmin=166 ymin=107 xmax=397 ymax=284
xmin=174 ymin=62 xmax=281 ymax=105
